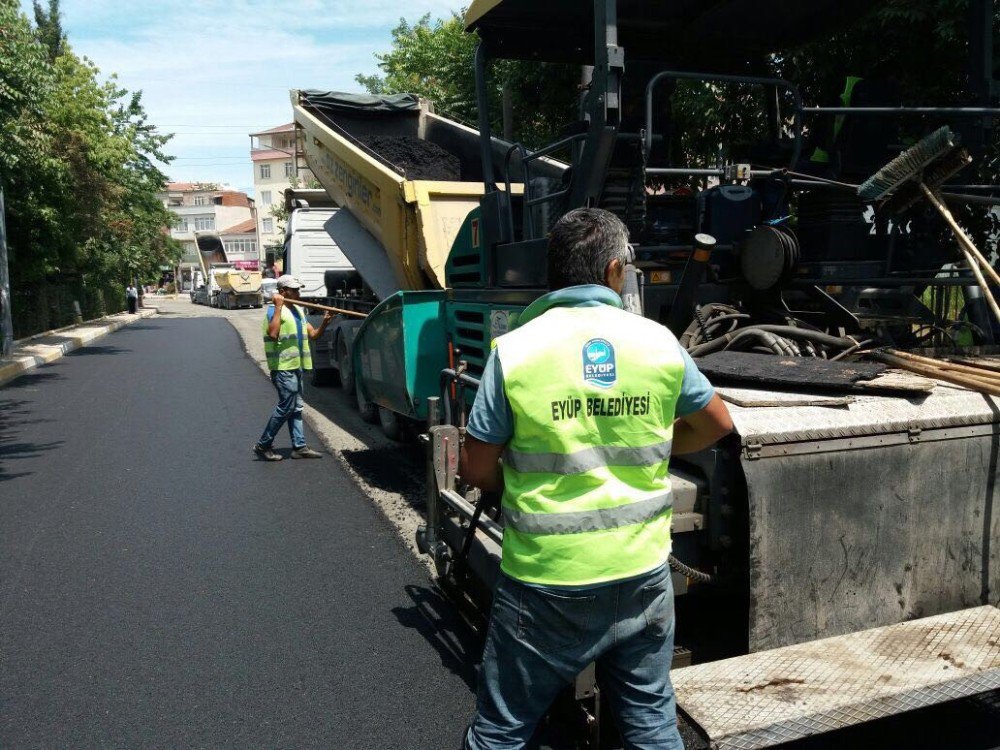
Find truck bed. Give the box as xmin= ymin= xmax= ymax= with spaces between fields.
xmin=292 ymin=90 xmax=564 ymax=293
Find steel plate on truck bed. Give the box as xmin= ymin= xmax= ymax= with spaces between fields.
xmin=673 ymin=606 xmax=1000 ymax=750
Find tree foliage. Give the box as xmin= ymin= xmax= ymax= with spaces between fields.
xmin=358 ymin=3 xmax=997 ymax=166
xmin=32 ymin=0 xmax=64 ymax=62
xmin=0 ymin=0 xmax=181 ymax=335
xmin=356 ymin=12 xmax=578 ymax=148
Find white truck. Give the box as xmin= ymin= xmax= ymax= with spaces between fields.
xmin=278 ymin=190 xmax=383 ymax=399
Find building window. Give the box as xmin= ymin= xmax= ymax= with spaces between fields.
xmin=194 ymin=216 xmax=215 ymax=231
xmin=284 ymin=161 xmax=294 ymax=177
xmin=262 ymin=218 xmax=273 ymax=233
xmin=261 ymin=190 xmax=272 ymax=206
xmin=173 ymin=217 xmax=188 ymax=231
xmin=224 ymin=239 xmax=258 ymax=254
xmin=260 ymin=164 xmax=271 ymax=179
xmin=193 ymin=195 xmax=206 ymax=206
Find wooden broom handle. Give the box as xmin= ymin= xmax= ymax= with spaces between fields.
xmin=282 ymin=297 xmax=368 ymax=319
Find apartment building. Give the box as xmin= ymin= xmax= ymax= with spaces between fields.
xmin=249 ymin=123 xmax=315 ymax=254
xmin=158 ymin=183 xmax=256 ymax=291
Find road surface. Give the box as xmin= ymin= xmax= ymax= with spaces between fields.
xmin=0 ymin=313 xmax=477 ymax=747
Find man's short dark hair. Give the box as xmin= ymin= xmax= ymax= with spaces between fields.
xmin=547 ymin=207 xmax=631 ymax=290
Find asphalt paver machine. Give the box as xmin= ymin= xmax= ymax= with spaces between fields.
xmin=302 ymin=1 xmax=1000 ymax=745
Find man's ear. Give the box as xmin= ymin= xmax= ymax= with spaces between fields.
xmin=604 ymin=258 xmax=625 ymax=291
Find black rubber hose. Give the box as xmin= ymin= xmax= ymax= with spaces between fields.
xmin=668 ymin=554 xmax=714 ymax=584
xmin=690 ymin=328 xmax=779 ymax=356
xmin=693 ymin=305 xmax=712 ymax=342
xmin=750 ymin=325 xmax=858 ymax=349
xmin=688 ymin=326 xmax=856 ymax=357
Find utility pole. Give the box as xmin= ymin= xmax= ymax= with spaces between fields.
xmin=0 ymin=186 xmax=14 ymax=358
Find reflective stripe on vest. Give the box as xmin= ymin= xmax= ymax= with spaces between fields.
xmin=503 ymin=491 xmax=672 ymax=535
xmin=494 ymin=304 xmax=685 ymax=587
xmin=504 ymin=440 xmax=673 ymax=475
xmin=262 ymin=305 xmax=313 ymax=371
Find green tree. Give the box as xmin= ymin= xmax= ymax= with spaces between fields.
xmin=357 ymin=12 xmax=578 ymax=148
xmin=0 ymin=0 xmax=181 ymax=335
xmin=32 ymin=0 xmax=64 ymax=62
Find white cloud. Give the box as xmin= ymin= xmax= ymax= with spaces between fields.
xmin=20 ymin=1 xmax=466 ymax=189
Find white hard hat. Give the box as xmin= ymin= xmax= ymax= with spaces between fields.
xmin=275 ymin=274 xmax=303 ymax=289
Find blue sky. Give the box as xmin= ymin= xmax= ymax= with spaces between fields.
xmin=20 ymin=1 xmax=463 ymax=193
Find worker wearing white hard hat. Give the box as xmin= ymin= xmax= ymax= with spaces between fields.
xmin=252 ymin=275 xmax=333 ymax=461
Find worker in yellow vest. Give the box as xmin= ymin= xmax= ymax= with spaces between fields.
xmin=253 ymin=275 xmax=332 ymax=461
xmin=461 ymin=208 xmax=733 ymax=749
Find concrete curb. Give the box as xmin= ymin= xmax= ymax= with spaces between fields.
xmin=0 ymin=308 xmax=158 ymax=387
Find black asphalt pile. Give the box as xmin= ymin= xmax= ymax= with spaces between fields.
xmin=362 ymin=135 xmax=462 ymax=181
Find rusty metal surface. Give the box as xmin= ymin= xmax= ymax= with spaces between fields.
xmin=673 ymin=606 xmax=1000 ymax=750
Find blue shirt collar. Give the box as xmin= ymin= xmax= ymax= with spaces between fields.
xmin=514 ymin=285 xmax=622 ymax=329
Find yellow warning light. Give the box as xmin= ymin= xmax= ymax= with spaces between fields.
xmin=649 ymin=270 xmax=672 ymax=284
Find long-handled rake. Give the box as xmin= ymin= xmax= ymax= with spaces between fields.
xmin=858 ymin=126 xmax=1000 ymax=326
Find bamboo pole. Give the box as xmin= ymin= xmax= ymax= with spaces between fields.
xmin=886 ymin=349 xmax=1000 ymax=383
xmin=947 ymin=356 xmax=1000 ymax=373
xmin=919 ymin=183 xmax=1000 ymax=325
xmin=282 ymin=297 xmax=368 ymax=319
xmin=871 ymin=350 xmax=1000 ymax=396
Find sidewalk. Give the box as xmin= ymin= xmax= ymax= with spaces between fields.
xmin=0 ymin=308 xmax=157 ymax=387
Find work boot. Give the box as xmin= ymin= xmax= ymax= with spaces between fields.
xmin=291 ymin=446 xmax=323 ymax=459
xmin=253 ymin=443 xmax=282 ymax=461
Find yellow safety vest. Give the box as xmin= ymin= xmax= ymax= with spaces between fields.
xmin=493 ymin=296 xmax=685 ymax=586
xmin=262 ymin=305 xmax=313 ymax=371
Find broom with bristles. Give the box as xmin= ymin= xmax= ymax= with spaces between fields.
xmin=858 ymin=126 xmax=1000 ymax=325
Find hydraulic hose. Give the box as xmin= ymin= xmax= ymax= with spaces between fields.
xmin=688 ymin=325 xmax=856 ymax=357
xmin=668 ymin=554 xmax=714 ymax=584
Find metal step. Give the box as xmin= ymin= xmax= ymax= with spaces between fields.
xmin=672 ymin=605 xmax=1000 ymax=749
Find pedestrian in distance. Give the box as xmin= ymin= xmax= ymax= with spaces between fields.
xmin=253 ymin=274 xmax=333 ymax=461
xmin=461 ymin=208 xmax=734 ymax=750
xmin=125 ymin=283 xmax=138 ymax=314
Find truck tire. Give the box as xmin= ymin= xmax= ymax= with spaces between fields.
xmin=336 ymin=335 xmax=354 ymax=394
xmin=378 ymin=406 xmax=402 ymax=441
xmin=356 ymin=382 xmax=378 ymax=424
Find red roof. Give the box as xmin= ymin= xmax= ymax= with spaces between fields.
xmin=218 ymin=192 xmax=252 ymax=207
xmin=165 ymin=181 xmax=199 ymax=192
xmin=221 ymin=218 xmax=257 ymax=235
xmin=250 ymin=122 xmax=294 ymax=136
xmin=251 ymin=148 xmax=292 ymax=162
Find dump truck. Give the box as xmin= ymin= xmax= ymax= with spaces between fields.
xmin=193 ymin=232 xmax=263 ymax=309
xmin=291 ymin=92 xmax=562 ymax=431
xmin=215 ymin=268 xmax=263 ymax=309
xmin=293 ymin=2 xmax=1000 ymax=745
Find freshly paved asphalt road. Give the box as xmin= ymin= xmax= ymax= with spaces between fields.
xmin=0 ymin=316 xmax=477 ymax=747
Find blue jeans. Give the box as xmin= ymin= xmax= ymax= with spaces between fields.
xmin=258 ymin=369 xmax=306 ymax=449
xmin=466 ymin=563 xmax=682 ymax=750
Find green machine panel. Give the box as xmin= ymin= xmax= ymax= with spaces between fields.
xmin=354 ymin=290 xmax=449 ymax=421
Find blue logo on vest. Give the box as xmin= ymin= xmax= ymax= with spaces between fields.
xmin=583 ymin=338 xmax=616 ymax=388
